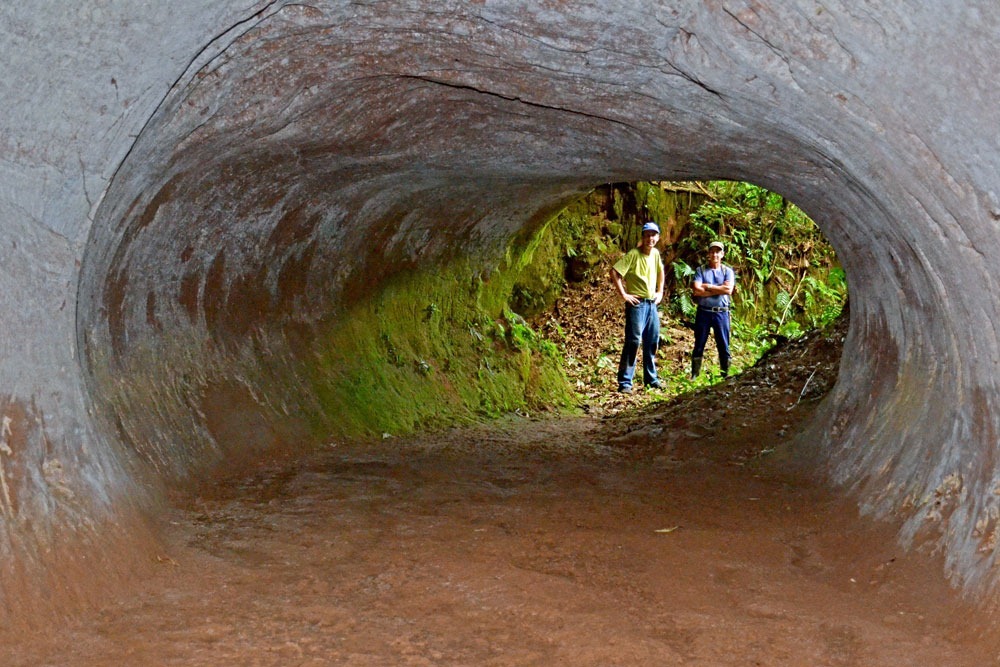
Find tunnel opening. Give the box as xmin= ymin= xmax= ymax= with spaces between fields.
xmin=512 ymin=180 xmax=848 ymax=407
xmin=56 ymin=3 xmax=1000 ymax=644
xmin=77 ymin=169 xmax=848 ymax=482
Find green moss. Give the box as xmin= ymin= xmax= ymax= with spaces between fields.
xmin=310 ymin=249 xmax=575 ymax=440
xmin=509 ymin=192 xmax=617 ymax=314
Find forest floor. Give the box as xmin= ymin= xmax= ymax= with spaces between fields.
xmin=6 ymin=275 xmax=1000 ymax=665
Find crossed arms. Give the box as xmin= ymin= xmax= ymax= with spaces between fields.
xmin=692 ymin=278 xmax=734 ymax=298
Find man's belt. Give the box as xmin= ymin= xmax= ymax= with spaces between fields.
xmin=698 ymin=306 xmax=730 ymax=313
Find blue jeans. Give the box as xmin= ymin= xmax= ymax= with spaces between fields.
xmin=692 ymin=307 xmax=731 ymax=373
xmin=617 ymin=299 xmax=660 ymax=389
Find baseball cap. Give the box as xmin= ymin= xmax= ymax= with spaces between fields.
xmin=708 ymin=241 xmax=724 ymax=251
xmin=641 ymin=221 xmax=660 ymax=234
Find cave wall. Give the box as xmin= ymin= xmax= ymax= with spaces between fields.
xmin=3 ymin=0 xmax=1000 ymax=621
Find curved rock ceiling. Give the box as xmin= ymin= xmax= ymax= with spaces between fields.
xmin=3 ymin=1 xmax=1000 ymax=621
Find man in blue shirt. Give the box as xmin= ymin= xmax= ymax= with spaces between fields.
xmin=610 ymin=221 xmax=664 ymax=393
xmin=691 ymin=240 xmax=735 ymax=378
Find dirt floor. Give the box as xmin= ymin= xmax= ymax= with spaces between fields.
xmin=6 ymin=315 xmax=1000 ymax=666
xmin=6 ymin=271 xmax=1000 ymax=665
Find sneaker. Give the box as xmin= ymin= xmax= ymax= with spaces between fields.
xmin=618 ymin=385 xmax=632 ymax=394
xmin=647 ymin=382 xmax=663 ymax=390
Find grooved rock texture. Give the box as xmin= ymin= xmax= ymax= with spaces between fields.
xmin=2 ymin=0 xmax=1000 ymax=621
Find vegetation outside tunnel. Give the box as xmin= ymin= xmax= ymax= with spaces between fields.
xmin=674 ymin=181 xmax=845 ymax=338
xmin=512 ymin=181 xmax=847 ymax=397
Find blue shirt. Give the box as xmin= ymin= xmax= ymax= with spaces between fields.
xmin=694 ymin=264 xmax=735 ymax=309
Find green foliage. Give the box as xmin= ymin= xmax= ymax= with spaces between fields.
xmin=675 ymin=292 xmax=697 ymax=321
xmin=775 ymin=290 xmax=793 ymax=317
xmin=670 ymin=180 xmax=846 ymax=342
xmin=801 ymin=267 xmax=847 ymax=328
xmin=731 ymin=319 xmax=780 ymax=366
xmin=671 ymin=259 xmax=694 ymax=282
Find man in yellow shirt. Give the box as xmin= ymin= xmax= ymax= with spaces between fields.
xmin=609 ymin=222 xmax=665 ymax=393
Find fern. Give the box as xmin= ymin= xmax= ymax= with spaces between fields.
xmin=678 ymin=293 xmax=697 ymax=320
xmin=672 ymin=260 xmax=695 ymax=281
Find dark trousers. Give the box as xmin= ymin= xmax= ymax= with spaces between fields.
xmin=618 ymin=299 xmax=660 ymax=389
xmin=692 ymin=308 xmax=731 ymax=372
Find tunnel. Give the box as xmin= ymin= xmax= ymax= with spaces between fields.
xmin=3 ymin=0 xmax=1000 ymax=627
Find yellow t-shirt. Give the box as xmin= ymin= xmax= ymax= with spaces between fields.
xmin=613 ymin=248 xmax=662 ymax=299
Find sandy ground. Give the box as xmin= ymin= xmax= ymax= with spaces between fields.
xmin=5 ymin=397 xmax=999 ymax=666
